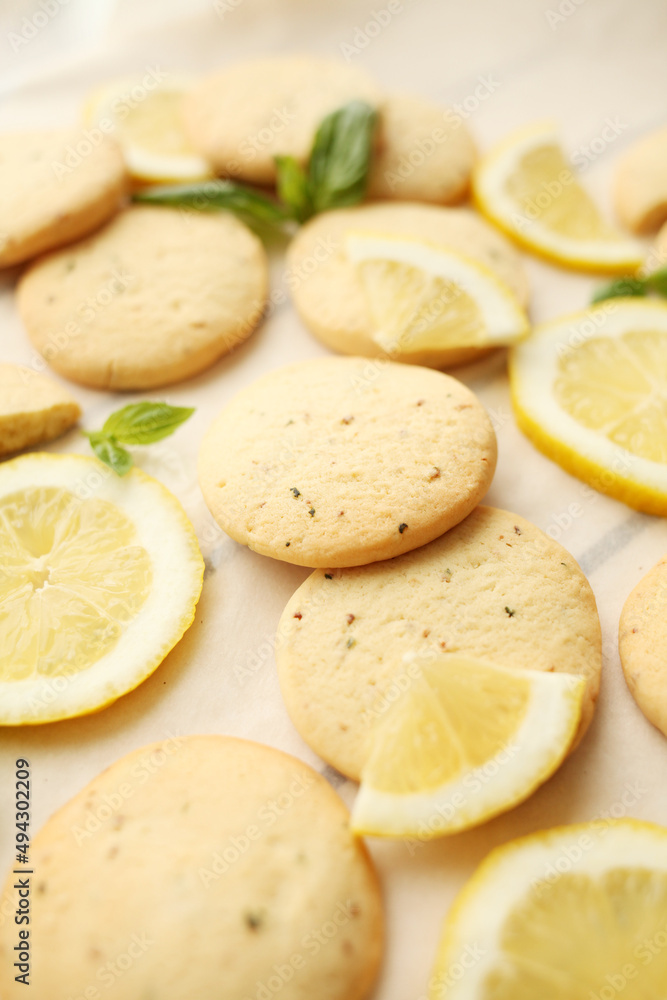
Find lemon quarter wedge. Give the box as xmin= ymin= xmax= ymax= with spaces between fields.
xmin=431 ymin=819 xmax=667 ymax=998
xmin=473 ymin=121 xmax=643 ymax=273
xmin=0 ymin=453 xmax=204 ymax=725
xmin=350 ymin=653 xmax=584 ymax=839
xmin=347 ymin=233 xmax=529 ymax=357
xmin=510 ymin=298 xmax=667 ymax=515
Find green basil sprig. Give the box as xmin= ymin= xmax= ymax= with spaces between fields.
xmin=84 ymin=402 xmax=194 ymax=476
xmin=592 ymin=267 xmax=667 ymax=304
xmin=132 ymin=100 xmax=378 ymax=232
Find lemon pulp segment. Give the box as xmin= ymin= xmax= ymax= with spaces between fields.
xmin=555 ymin=329 xmax=667 ymax=463
xmin=0 ymin=486 xmax=151 ymax=681
xmin=484 ymin=868 xmax=667 ymax=997
xmin=505 ymin=143 xmax=617 ymax=241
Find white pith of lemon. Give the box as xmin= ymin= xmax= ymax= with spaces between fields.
xmin=0 ymin=453 xmax=204 ymax=725
xmin=473 ymin=122 xmax=644 ymax=273
xmin=346 ymin=233 xmax=529 ymax=355
xmin=510 ymin=298 xmax=667 ymax=515
xmin=84 ymin=76 xmax=212 ymax=183
xmin=350 ymin=654 xmax=584 ymax=839
xmin=431 ymin=819 xmax=667 ymax=999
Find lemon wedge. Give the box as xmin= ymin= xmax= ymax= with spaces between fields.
xmin=84 ymin=76 xmax=212 ymax=183
xmin=350 ymin=653 xmax=584 ymax=839
xmin=473 ymin=122 xmax=643 ymax=272
xmin=431 ymin=819 xmax=667 ymax=998
xmin=0 ymin=453 xmax=204 ymax=724
xmin=510 ymin=298 xmax=667 ymax=515
xmin=347 ymin=233 xmax=529 ymax=356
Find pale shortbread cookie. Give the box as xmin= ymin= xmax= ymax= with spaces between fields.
xmin=368 ymin=95 xmax=476 ymax=205
xmin=0 ymin=364 xmax=81 ymax=455
xmin=183 ymin=55 xmax=383 ymax=184
xmin=0 ymin=129 xmax=126 ymax=268
xmin=647 ymin=219 xmax=667 ymax=273
xmin=614 ymin=126 xmax=667 ymax=233
xmin=287 ymin=202 xmax=529 ymax=368
xmin=619 ymin=556 xmax=667 ymax=738
xmin=17 ymin=205 xmax=268 ymax=390
xmin=276 ymin=506 xmax=602 ymax=779
xmin=0 ymin=735 xmax=383 ymax=1000
xmin=198 ymin=357 xmax=496 ymax=568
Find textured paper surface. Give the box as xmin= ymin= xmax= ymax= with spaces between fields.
xmin=1 ymin=1 xmax=667 ymax=995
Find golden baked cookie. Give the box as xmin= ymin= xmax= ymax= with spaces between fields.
xmin=368 ymin=95 xmax=476 ymax=205
xmin=17 ymin=205 xmax=268 ymax=390
xmin=614 ymin=126 xmax=667 ymax=233
xmin=0 ymin=735 xmax=383 ymax=1000
xmin=276 ymin=506 xmax=602 ymax=779
xmin=0 ymin=364 xmax=81 ymax=455
xmin=619 ymin=555 xmax=667 ymax=737
xmin=0 ymin=128 xmax=126 ymax=267
xmin=183 ymin=55 xmax=383 ymax=184
xmin=286 ymin=202 xmax=529 ymax=368
xmin=198 ymin=356 xmax=497 ymax=568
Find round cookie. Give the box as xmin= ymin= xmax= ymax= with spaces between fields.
xmin=0 ymin=129 xmax=126 ymax=268
xmin=276 ymin=506 xmax=602 ymax=779
xmin=614 ymin=126 xmax=667 ymax=234
xmin=619 ymin=555 xmax=667 ymax=737
xmin=17 ymin=205 xmax=268 ymax=390
xmin=286 ymin=202 xmax=529 ymax=368
xmin=198 ymin=356 xmax=497 ymax=568
xmin=367 ymin=95 xmax=476 ymax=205
xmin=183 ymin=56 xmax=383 ymax=185
xmin=0 ymin=735 xmax=383 ymax=1000
xmin=0 ymin=364 xmax=81 ymax=455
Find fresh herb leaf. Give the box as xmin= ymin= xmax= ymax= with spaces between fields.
xmin=103 ymin=402 xmax=195 ymax=445
xmin=275 ymin=156 xmax=312 ymax=223
xmin=307 ymin=100 xmax=377 ymax=215
xmin=133 ymin=180 xmax=290 ymax=234
xmin=84 ymin=402 xmax=195 ymax=475
xmin=591 ymin=277 xmax=647 ymax=304
xmin=85 ymin=432 xmax=133 ymax=476
xmin=645 ymin=266 xmax=667 ymax=297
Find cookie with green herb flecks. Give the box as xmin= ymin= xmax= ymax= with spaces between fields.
xmin=276 ymin=506 xmax=602 ymax=779
xmin=0 ymin=735 xmax=383 ymax=1000
xmin=197 ymin=356 xmax=497 ymax=568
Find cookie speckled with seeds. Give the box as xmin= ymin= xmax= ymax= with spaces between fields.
xmin=197 ymin=356 xmax=497 ymax=568
xmin=276 ymin=506 xmax=602 ymax=779
xmin=17 ymin=205 xmax=268 ymax=390
xmin=0 ymin=735 xmax=383 ymax=1000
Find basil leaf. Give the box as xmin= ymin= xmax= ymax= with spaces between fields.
xmin=275 ymin=155 xmax=313 ymax=223
xmin=86 ymin=432 xmax=133 ymax=476
xmin=102 ymin=403 xmax=195 ymax=445
xmin=307 ymin=100 xmax=378 ymax=214
xmin=591 ymin=277 xmax=647 ymax=304
xmin=133 ymin=180 xmax=290 ymax=233
xmin=645 ymin=266 xmax=667 ymax=297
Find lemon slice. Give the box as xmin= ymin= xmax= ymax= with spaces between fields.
xmin=0 ymin=453 xmax=204 ymax=725
xmin=84 ymin=76 xmax=212 ymax=183
xmin=473 ymin=122 xmax=643 ymax=272
xmin=346 ymin=233 xmax=529 ymax=355
xmin=510 ymin=298 xmax=667 ymax=515
xmin=431 ymin=819 xmax=667 ymax=999
xmin=350 ymin=654 xmax=584 ymax=839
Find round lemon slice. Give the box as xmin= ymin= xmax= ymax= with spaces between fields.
xmin=473 ymin=121 xmax=644 ymax=273
xmin=84 ymin=76 xmax=212 ymax=183
xmin=350 ymin=653 xmax=584 ymax=839
xmin=346 ymin=232 xmax=529 ymax=356
xmin=510 ymin=298 xmax=667 ymax=515
xmin=431 ymin=819 xmax=667 ymax=999
xmin=0 ymin=453 xmax=204 ymax=725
